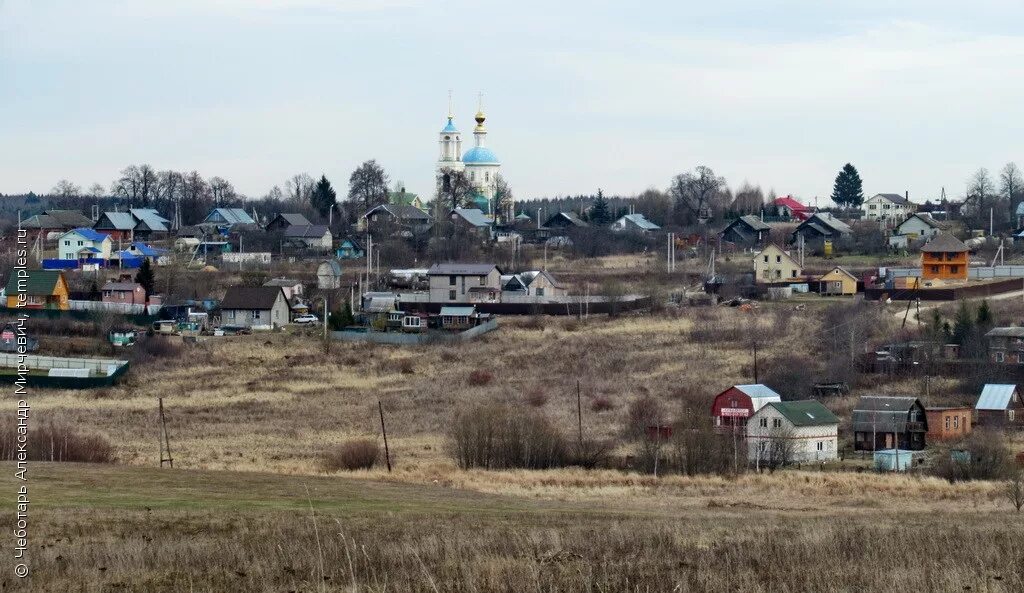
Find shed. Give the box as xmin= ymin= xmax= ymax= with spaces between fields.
xmin=711 ymin=384 xmax=783 ymax=431
xmin=975 ymin=384 xmax=1022 ymax=429
xmin=873 ymin=449 xmax=916 ymax=472
xmin=818 ymin=266 xmax=857 ymax=296
xmin=439 ymin=306 xmax=476 ymax=330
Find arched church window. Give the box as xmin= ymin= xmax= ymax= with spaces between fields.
xmin=485 ymin=172 xmax=490 ymax=181
xmin=445 ymin=136 xmax=450 ymax=140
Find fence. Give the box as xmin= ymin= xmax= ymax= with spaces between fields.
xmin=331 ymin=318 xmax=499 ymax=345
xmin=68 ymin=300 xmax=162 ymax=315
xmin=396 ymin=295 xmax=651 ymax=316
xmin=886 ymin=266 xmax=1024 ymax=280
xmin=0 ymin=353 xmax=128 ymax=375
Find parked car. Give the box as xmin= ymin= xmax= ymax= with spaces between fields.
xmin=292 ymin=314 xmax=319 ymax=325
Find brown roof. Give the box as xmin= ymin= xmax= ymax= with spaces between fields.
xmin=220 ymin=286 xmax=286 ymax=310
xmin=101 ymin=282 xmax=142 ymax=292
xmin=921 ymin=233 xmax=968 ymax=253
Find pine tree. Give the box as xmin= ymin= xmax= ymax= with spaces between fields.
xmin=590 ymin=189 xmax=610 ymax=225
xmin=952 ymin=300 xmax=975 ymax=345
xmin=830 ymin=163 xmax=865 ymax=209
xmin=310 ymin=175 xmax=337 ymax=219
xmin=134 ymin=259 xmax=155 ymax=300
xmin=330 ymin=302 xmax=355 ymax=330
xmin=976 ymin=299 xmax=993 ymax=330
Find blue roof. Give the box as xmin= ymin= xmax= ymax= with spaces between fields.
xmin=67 ymin=227 xmax=110 ymax=242
xmin=462 ymin=146 xmax=499 ymax=164
xmin=453 ymin=208 xmax=492 ymax=227
xmin=98 ymin=212 xmax=136 ymax=230
xmin=440 ymin=306 xmax=476 ymax=317
xmin=81 ymin=247 xmax=101 ymax=253
xmin=976 ymin=384 xmax=1018 ymax=410
xmin=130 ymin=243 xmax=166 ymax=257
xmin=441 ymin=118 xmax=459 ymax=134
xmin=616 ymin=213 xmax=661 ymax=231
xmin=734 ymin=384 xmax=783 ymax=402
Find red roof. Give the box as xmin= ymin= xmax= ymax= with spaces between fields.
xmin=772 ymin=196 xmax=811 ymax=221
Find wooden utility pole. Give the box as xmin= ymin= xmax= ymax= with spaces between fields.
xmin=378 ymin=401 xmax=392 ymax=473
xmin=158 ymin=398 xmax=173 ymax=468
xmin=753 ymin=342 xmax=759 ymax=383
xmin=576 ymin=380 xmax=583 ymax=449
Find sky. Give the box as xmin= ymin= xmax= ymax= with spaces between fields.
xmin=1 ymin=0 xmax=1023 ymax=205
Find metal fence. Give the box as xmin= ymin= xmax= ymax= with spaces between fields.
xmin=68 ymin=300 xmax=162 ymax=315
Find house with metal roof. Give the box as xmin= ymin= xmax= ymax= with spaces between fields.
xmin=975 ymin=384 xmax=1022 ymax=429
xmin=500 ymin=270 xmax=566 ymax=300
xmin=791 ymin=213 xmax=853 ymax=245
xmin=130 ymin=208 xmax=171 ymax=237
xmin=862 ymin=193 xmax=916 ymax=223
xmin=721 ymin=215 xmax=771 ymax=248
xmin=389 ymin=188 xmax=425 ymax=210
xmin=57 ymin=228 xmax=113 ymax=261
xmin=361 ymin=204 xmax=432 ymax=234
xmin=543 ymin=211 xmax=589 ymax=230
xmin=218 ymin=286 xmax=289 ymax=330
xmin=427 ymin=263 xmax=502 ymax=303
xmin=770 ymin=196 xmax=811 ymax=221
xmin=93 ymin=212 xmax=138 ymax=241
xmin=335 ymin=237 xmax=364 ymax=260
xmin=889 ymin=213 xmax=948 ymax=248
xmin=201 ymin=208 xmax=256 ymax=231
xmin=3 ymin=270 xmax=70 ymax=310
xmin=712 ymin=384 xmax=783 ymax=432
xmin=610 ymin=213 xmax=660 ymax=233
xmin=746 ymin=400 xmax=839 ymax=465
xmin=852 ymin=396 xmax=928 ymax=451
xmin=439 ymin=305 xmax=478 ymax=330
xmin=21 ymin=210 xmax=93 ymax=234
xmin=818 ymin=266 xmax=858 ymax=296
xmin=265 ymin=213 xmax=313 ymax=232
xmin=450 ymin=208 xmax=494 ymax=238
xmin=283 ymin=225 xmax=333 ymax=251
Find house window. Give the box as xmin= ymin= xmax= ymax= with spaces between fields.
xmin=449 ymin=275 xmax=457 ymax=286
xmin=479 ymin=276 xmax=486 ymax=286
xmin=931 ymin=266 xmax=940 ymax=274
xmin=64 ymin=240 xmax=70 ymax=246
xmin=996 ymin=351 xmax=1006 ymax=363
xmin=816 ymin=442 xmax=824 ymax=451
xmin=449 ymin=290 xmax=456 ymax=300
xmin=759 ymin=442 xmax=768 ymax=452
xmin=869 ymin=205 xmax=877 ymax=210
xmin=950 ymin=266 xmax=959 ymax=274
xmin=772 ymin=418 xmax=782 ymax=428
xmin=791 ymin=270 xmax=797 ymax=278
xmin=952 ymin=416 xmax=958 ymax=429
xmin=536 ymin=287 xmax=545 ymax=297
xmin=763 ymin=256 xmax=768 ymax=263
xmin=1009 ymin=410 xmax=1016 ymax=422
xmin=78 ymin=240 xmax=84 ymax=246
xmin=251 ymin=310 xmax=261 ymax=320
xmin=776 ymin=255 xmax=781 ymax=263
xmin=945 ymin=417 xmax=950 ymax=430
xmin=759 ymin=418 xmax=768 ymax=428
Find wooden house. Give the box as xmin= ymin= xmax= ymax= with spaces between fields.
xmin=711 ymin=384 xmax=783 ymax=432
xmin=439 ymin=306 xmax=477 ymax=330
xmin=975 ymin=384 xmax=1023 ymax=429
xmin=818 ymin=266 xmax=858 ymax=296
xmin=791 ymin=213 xmax=852 ymax=245
xmin=4 ymin=270 xmax=70 ymax=310
xmin=283 ymin=225 xmax=332 ymax=251
xmin=542 ymin=212 xmax=589 ymax=230
xmin=920 ymin=233 xmax=969 ymax=282
xmin=752 ymin=244 xmax=802 ymax=283
xmin=93 ymin=212 xmax=137 ymax=241
xmin=361 ymin=204 xmax=431 ymax=233
xmin=889 ymin=213 xmax=946 ymax=248
xmin=21 ymin=210 xmax=93 ymax=236
xmin=265 ymin=213 xmax=312 ymax=232
xmin=746 ymin=400 xmax=839 ymax=465
xmin=101 ymin=279 xmax=147 ymax=306
xmin=610 ymin=214 xmax=660 ymax=233
xmin=218 ymin=286 xmax=290 ymax=330
xmin=427 ymin=263 xmax=502 ymax=303
xmin=720 ymin=215 xmax=771 ymax=248
xmin=336 ymin=237 xmax=364 ymax=260
xmin=925 ymin=407 xmax=972 ymax=442
xmin=852 ymin=396 xmax=928 ymax=451
xmin=984 ymin=327 xmax=1024 ymax=364
xmin=450 ymin=208 xmax=494 ymax=238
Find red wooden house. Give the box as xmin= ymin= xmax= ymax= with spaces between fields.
xmin=711 ymin=384 xmax=783 ymax=432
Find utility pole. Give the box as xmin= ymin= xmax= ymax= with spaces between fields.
xmin=753 ymin=342 xmax=759 ymax=383
xmin=158 ymin=398 xmax=173 ymax=468
xmin=378 ymin=401 xmax=392 ymax=473
xmin=576 ymin=380 xmax=583 ymax=450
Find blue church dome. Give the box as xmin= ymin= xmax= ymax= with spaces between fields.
xmin=441 ymin=119 xmax=459 ymax=134
xmin=462 ymin=146 xmax=499 ymax=164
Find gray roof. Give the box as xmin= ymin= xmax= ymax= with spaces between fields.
xmin=205 ymin=208 xmax=255 ymax=226
xmin=263 ymin=278 xmax=302 ymax=287
xmin=976 ymin=384 xmax=1018 ymax=411
xmin=23 ymin=210 xmax=93 ymax=229
xmin=921 ymin=233 xmax=969 ymax=253
xmin=428 ymin=263 xmax=500 ymax=276
xmin=986 ymin=327 xmax=1024 ymax=339
xmin=440 ymin=306 xmax=476 ymax=316
xmin=852 ymin=396 xmax=925 ymax=433
xmin=96 ymin=212 xmax=137 ymax=231
xmin=271 ymin=213 xmax=312 ymax=227
xmin=872 ymin=193 xmax=913 ymax=206
xmin=806 ymin=213 xmax=852 ymax=235
xmin=452 ymin=208 xmax=493 ymax=227
xmin=101 ymin=281 xmax=141 ymax=292
xmin=283 ymin=224 xmax=330 ymax=238
xmin=365 ymin=204 xmax=430 ymax=221
xmin=734 ymin=384 xmax=783 ymax=402
xmin=734 ymin=215 xmax=771 ymax=231
xmin=615 ymin=213 xmax=660 ymax=230
xmin=220 ymin=286 xmax=286 ymax=310
xmin=544 ymin=212 xmax=589 ymax=228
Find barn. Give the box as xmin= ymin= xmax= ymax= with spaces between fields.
xmin=711 ymin=384 xmax=783 ymax=432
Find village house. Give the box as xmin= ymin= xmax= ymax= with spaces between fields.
xmin=746 ymin=400 xmax=839 ymax=465
xmin=450 ymin=208 xmax=494 ymax=238
xmin=610 ymin=213 xmax=660 ymax=233
xmin=200 ymin=208 xmax=257 ymax=233
xmin=283 ymin=225 xmax=333 ymax=251
xmin=439 ymin=305 xmax=479 ymax=330
xmin=129 ymin=208 xmax=171 ymax=239
xmin=770 ymin=196 xmax=810 ymax=221
xmin=711 ymin=384 xmax=783 ymax=432
xmin=925 ymin=407 xmax=972 ymax=442
xmin=752 ymin=244 xmax=802 ymax=283
xmin=102 ymin=278 xmax=147 ymax=306
xmin=335 ymin=237 xmax=365 ymax=260
xmin=852 ymin=396 xmax=928 ymax=451
xmin=862 ymin=193 xmax=916 ymax=224
xmin=21 ymin=209 xmax=94 ymax=237
xmin=791 ymin=213 xmax=852 ymax=246
xmin=720 ymin=215 xmax=771 ymax=248
xmin=500 ymin=271 xmax=567 ymax=300
xmin=542 ymin=211 xmax=589 ymax=230
xmin=889 ymin=213 xmax=946 ymax=248
xmin=218 ymin=286 xmax=290 ymax=330
xmin=984 ymin=327 xmax=1024 ymax=364
xmin=427 ymin=263 xmax=503 ymax=303
xmin=361 ymin=204 xmax=431 ymax=233
xmin=125 ymin=243 xmax=167 ymax=264
xmin=920 ymin=233 xmax=969 ymax=282
xmin=975 ymin=384 xmax=1023 ymax=429
xmin=818 ymin=266 xmax=858 ymax=296
xmin=262 ymin=278 xmax=304 ymax=301
xmin=389 ymin=187 xmax=425 ymax=211
xmin=265 ymin=213 xmax=313 ymax=232
xmin=3 ymin=270 xmax=70 ymax=310
xmin=93 ymin=212 xmax=137 ymax=242
xmin=57 ymin=228 xmax=113 ymax=261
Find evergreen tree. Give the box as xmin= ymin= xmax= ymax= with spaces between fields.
xmin=590 ymin=189 xmax=610 ymax=225
xmin=951 ymin=300 xmax=975 ymax=345
xmin=134 ymin=259 xmax=155 ymax=300
xmin=310 ymin=175 xmax=337 ymax=219
xmin=830 ymin=163 xmax=865 ymax=209
xmin=976 ymin=299 xmax=993 ymax=330
xmin=330 ymin=302 xmax=356 ymax=330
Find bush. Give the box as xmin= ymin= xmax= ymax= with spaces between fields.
xmin=0 ymin=418 xmax=114 ymax=463
xmin=930 ymin=429 xmax=1013 ymax=482
xmin=322 ymin=439 xmax=380 ymax=471
xmin=524 ymin=388 xmax=549 ymax=408
xmin=624 ymin=396 xmax=665 ymax=440
xmin=448 ymin=404 xmax=570 ymax=470
xmin=590 ymin=396 xmax=615 ymax=412
xmin=467 ymin=369 xmax=494 ymax=387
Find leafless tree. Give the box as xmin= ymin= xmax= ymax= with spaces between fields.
xmin=1007 ymin=471 xmax=1024 ymax=513
xmin=493 ymin=174 xmax=513 ymax=222
xmin=51 ymin=179 xmax=81 ymax=201
xmin=208 ymin=176 xmax=236 ymax=206
xmin=669 ymin=165 xmax=727 ymax=226
xmin=285 ymin=173 xmax=314 ymax=207
xmin=634 ymin=188 xmax=672 ymax=227
xmin=435 ymin=169 xmax=474 ymax=217
xmin=732 ymin=182 xmax=765 ymax=215
xmin=180 ymin=171 xmax=210 ymax=226
xmin=964 ymin=168 xmax=999 ymax=230
xmin=1000 ymin=162 xmax=1023 ymax=224
xmin=763 ymin=424 xmax=796 ymax=471
xmin=87 ymin=183 xmax=106 ymax=200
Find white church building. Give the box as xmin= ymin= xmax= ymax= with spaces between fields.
xmin=436 ymin=94 xmax=503 ymax=215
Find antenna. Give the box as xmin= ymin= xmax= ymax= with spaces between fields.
xmin=447 ymin=88 xmax=453 ymax=118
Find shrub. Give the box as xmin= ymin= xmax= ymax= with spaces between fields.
xmin=624 ymin=396 xmax=665 ymax=440
xmin=590 ymin=396 xmax=615 ymax=412
xmin=467 ymin=369 xmax=494 ymax=387
xmin=322 ymin=439 xmax=380 ymax=472
xmin=397 ymin=358 xmax=415 ymax=375
xmin=524 ymin=388 xmax=549 ymax=408
xmin=930 ymin=429 xmax=1013 ymax=482
xmin=448 ymin=404 xmax=570 ymax=470
xmin=0 ymin=418 xmax=114 ymax=463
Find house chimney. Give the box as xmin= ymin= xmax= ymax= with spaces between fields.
xmin=905 ymin=190 xmax=909 ymax=201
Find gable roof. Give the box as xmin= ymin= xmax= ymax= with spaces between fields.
xmin=976 ymin=384 xmax=1018 ymax=411
xmin=428 ymin=263 xmax=500 ymax=276
xmin=752 ymin=244 xmax=800 ymax=267
xmin=985 ymin=327 xmax=1024 ymax=339
xmin=896 ymin=212 xmax=943 ymax=231
xmin=204 ymin=208 xmax=255 ymax=226
xmin=63 ymin=227 xmax=110 ymax=242
xmin=263 ymin=277 xmax=302 ymax=288
xmin=544 ymin=212 xmax=589 ymax=228
xmin=283 ymin=224 xmax=331 ymax=239
xmin=269 ymin=213 xmax=312 ymax=227
xmin=772 ymin=196 xmax=807 ymax=211
xmin=365 ymin=203 xmax=430 ymax=221
xmin=440 ymin=306 xmax=476 ymax=316
xmin=820 ymin=266 xmax=857 ymax=282
xmin=921 ymin=233 xmax=968 ymax=253
xmin=870 ymin=193 xmax=912 ymax=206
xmin=852 ymin=396 xmax=923 ymax=432
xmin=131 ymin=209 xmax=170 ymax=232
xmin=733 ymin=384 xmax=783 ymax=401
xmin=23 ymin=210 xmax=94 ymax=230
xmin=389 ymin=190 xmax=420 ymax=206
xmin=101 ymin=281 xmax=142 ymax=292
xmin=804 ymin=213 xmax=852 ymax=235
xmin=615 ymin=213 xmax=660 ymax=230
xmin=219 ymin=286 xmax=286 ymax=310
xmin=95 ymin=212 xmax=137 ymax=231
xmin=764 ymin=400 xmax=839 ymax=427
xmin=452 ymin=208 xmax=493 ymax=227
xmin=129 ymin=243 xmax=166 ymax=257
xmin=730 ymin=214 xmax=771 ymax=232
xmin=4 ymin=270 xmax=66 ymax=297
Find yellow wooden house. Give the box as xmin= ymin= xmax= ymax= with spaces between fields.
xmin=818 ymin=266 xmax=858 ymax=296
xmin=4 ymin=270 xmax=70 ymax=310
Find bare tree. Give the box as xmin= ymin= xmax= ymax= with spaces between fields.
xmin=154 ymin=170 xmax=183 ymax=216
xmin=87 ymin=183 xmax=106 ymax=200
xmin=634 ymin=188 xmax=671 ymax=226
xmin=435 ymin=169 xmax=473 ymax=217
xmin=285 ymin=173 xmax=314 ymax=207
xmin=51 ymin=179 xmax=81 ymax=200
xmin=669 ymin=165 xmax=727 ymax=226
xmin=964 ymin=168 xmax=998 ymax=230
xmin=208 ymin=177 xmax=236 ymax=206
xmin=1000 ymin=162 xmax=1023 ymax=225
xmin=493 ymin=174 xmax=514 ymax=222
xmin=763 ymin=424 xmax=796 ymax=472
xmin=732 ymin=182 xmax=765 ymax=215
xmin=180 ymin=171 xmax=210 ymax=226
xmin=1007 ymin=471 xmax=1024 ymax=513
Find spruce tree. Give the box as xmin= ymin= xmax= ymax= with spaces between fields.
xmin=590 ymin=189 xmax=610 ymax=225
xmin=134 ymin=259 xmax=155 ymax=300
xmin=310 ymin=175 xmax=338 ymax=219
xmin=976 ymin=299 xmax=993 ymax=329
xmin=830 ymin=163 xmax=865 ymax=209
xmin=951 ymin=300 xmax=975 ymax=345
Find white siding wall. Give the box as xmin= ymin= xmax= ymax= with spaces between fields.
xmin=746 ymin=406 xmax=839 ymax=464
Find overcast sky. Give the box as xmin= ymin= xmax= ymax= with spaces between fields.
xmin=2 ymin=1 xmax=1023 ymax=204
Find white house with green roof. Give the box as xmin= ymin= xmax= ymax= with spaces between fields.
xmin=746 ymin=400 xmax=839 ymax=465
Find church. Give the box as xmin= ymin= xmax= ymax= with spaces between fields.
xmin=436 ymin=94 xmax=504 ymax=215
